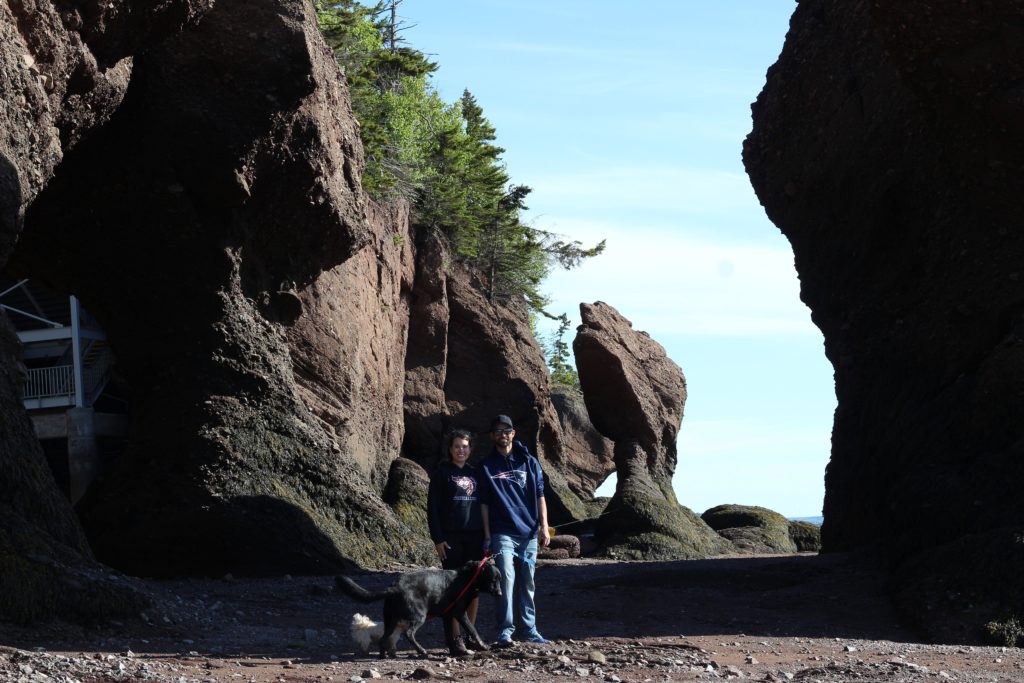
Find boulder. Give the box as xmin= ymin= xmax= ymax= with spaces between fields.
xmin=788 ymin=521 xmax=822 ymax=553
xmin=744 ymin=0 xmax=1024 ymax=635
xmin=382 ymin=457 xmax=432 ymax=553
xmin=574 ymin=302 xmax=728 ymax=559
xmin=701 ymin=504 xmax=797 ymax=555
xmin=538 ymin=533 xmax=581 ymax=560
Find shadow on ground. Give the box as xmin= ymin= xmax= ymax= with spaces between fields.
xmin=0 ymin=552 xmax=917 ymax=662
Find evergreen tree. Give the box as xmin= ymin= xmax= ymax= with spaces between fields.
xmin=316 ymin=1 xmax=449 ymax=197
xmin=315 ymin=3 xmax=605 ymax=318
xmin=546 ymin=313 xmax=580 ymax=389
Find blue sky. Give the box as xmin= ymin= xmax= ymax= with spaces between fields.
xmin=404 ymin=1 xmax=833 ymax=517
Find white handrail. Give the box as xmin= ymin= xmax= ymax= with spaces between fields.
xmin=23 ymin=365 xmax=75 ymax=400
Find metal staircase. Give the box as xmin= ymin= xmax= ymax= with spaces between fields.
xmin=1 ymin=278 xmax=124 ymax=503
xmin=0 ymin=278 xmax=113 ymax=409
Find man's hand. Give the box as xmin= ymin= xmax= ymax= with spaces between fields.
xmin=435 ymin=541 xmax=450 ymax=561
xmin=538 ymin=526 xmax=551 ymax=548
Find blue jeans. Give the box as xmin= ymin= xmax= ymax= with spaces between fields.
xmin=492 ymin=533 xmax=540 ymax=639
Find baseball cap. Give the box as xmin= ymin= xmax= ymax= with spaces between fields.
xmin=490 ymin=414 xmax=514 ymax=431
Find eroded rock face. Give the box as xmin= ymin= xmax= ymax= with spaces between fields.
xmin=289 ymin=200 xmax=416 ymax=491
xmin=0 ymin=0 xmax=211 ymax=621
xmin=8 ymin=0 xmax=431 ymax=576
xmin=744 ymin=0 xmax=1024 ymax=638
xmin=0 ymin=0 xmax=213 ymax=263
xmin=550 ymin=385 xmax=615 ymax=499
xmin=573 ymin=302 xmax=728 ymax=559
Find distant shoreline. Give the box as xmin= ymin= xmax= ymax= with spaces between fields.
xmin=789 ymin=516 xmax=823 ymax=526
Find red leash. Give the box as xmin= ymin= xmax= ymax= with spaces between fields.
xmin=441 ymin=551 xmax=491 ymax=616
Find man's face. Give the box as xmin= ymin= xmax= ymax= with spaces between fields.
xmin=491 ymin=424 xmax=515 ymax=450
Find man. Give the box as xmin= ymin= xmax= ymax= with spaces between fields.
xmin=479 ymin=414 xmax=551 ymax=646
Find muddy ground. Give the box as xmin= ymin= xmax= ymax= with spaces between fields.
xmin=2 ymin=552 xmax=1022 ymax=682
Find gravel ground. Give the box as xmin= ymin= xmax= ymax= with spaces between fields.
xmin=2 ymin=552 xmax=1022 ymax=682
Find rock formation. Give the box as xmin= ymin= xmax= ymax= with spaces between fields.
xmin=0 ymin=0 xmax=213 ymax=622
xmin=5 ymin=0 xmax=431 ymax=578
xmin=701 ymin=504 xmax=799 ymax=555
xmin=744 ymin=0 xmax=1024 ymax=640
xmin=549 ymin=384 xmax=616 ymax=500
xmin=573 ymin=302 xmax=728 ymax=559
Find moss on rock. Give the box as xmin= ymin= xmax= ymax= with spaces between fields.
xmin=598 ymin=492 xmax=729 ymax=560
xmin=788 ymin=520 xmax=822 ymax=552
xmin=701 ymin=504 xmax=797 ymax=554
xmin=382 ymin=457 xmax=433 ymax=557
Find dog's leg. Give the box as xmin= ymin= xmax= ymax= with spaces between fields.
xmin=456 ymin=611 xmax=489 ymax=651
xmin=403 ymin=617 xmax=430 ymax=657
xmin=380 ymin=618 xmax=400 ymax=659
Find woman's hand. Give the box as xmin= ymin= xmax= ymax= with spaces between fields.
xmin=435 ymin=541 xmax=450 ymax=561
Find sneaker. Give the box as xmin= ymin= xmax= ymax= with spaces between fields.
xmin=523 ymin=633 xmax=551 ymax=645
xmin=494 ymin=635 xmax=514 ymax=648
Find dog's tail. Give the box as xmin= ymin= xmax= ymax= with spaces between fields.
xmin=335 ymin=575 xmax=392 ymax=603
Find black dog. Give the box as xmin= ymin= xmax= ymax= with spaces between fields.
xmin=335 ymin=559 xmax=501 ymax=658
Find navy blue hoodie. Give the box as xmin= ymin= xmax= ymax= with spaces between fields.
xmin=479 ymin=440 xmax=546 ymax=537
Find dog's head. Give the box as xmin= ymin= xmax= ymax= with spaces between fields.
xmin=476 ymin=559 xmax=502 ymax=597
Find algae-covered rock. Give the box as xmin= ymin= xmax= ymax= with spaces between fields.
xmin=788 ymin=520 xmax=822 ymax=553
xmin=599 ymin=487 xmax=728 ymax=561
xmin=13 ymin=0 xmax=433 ymax=576
xmin=702 ymin=504 xmax=797 ymax=554
xmin=382 ymin=457 xmax=433 ymax=557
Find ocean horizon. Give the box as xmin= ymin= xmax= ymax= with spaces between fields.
xmin=789 ymin=516 xmax=823 ymax=526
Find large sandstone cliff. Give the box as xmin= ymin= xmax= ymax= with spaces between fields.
xmin=0 ymin=0 xmax=212 ymax=620
xmin=744 ymin=0 xmax=1024 ymax=640
xmin=4 ymin=0 xmax=431 ymax=579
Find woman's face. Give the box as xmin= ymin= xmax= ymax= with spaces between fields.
xmin=449 ymin=437 xmax=471 ymax=467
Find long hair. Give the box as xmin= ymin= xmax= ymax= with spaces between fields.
xmin=444 ymin=428 xmax=473 ymax=460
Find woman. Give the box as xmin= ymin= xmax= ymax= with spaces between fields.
xmin=426 ymin=429 xmax=485 ymax=654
